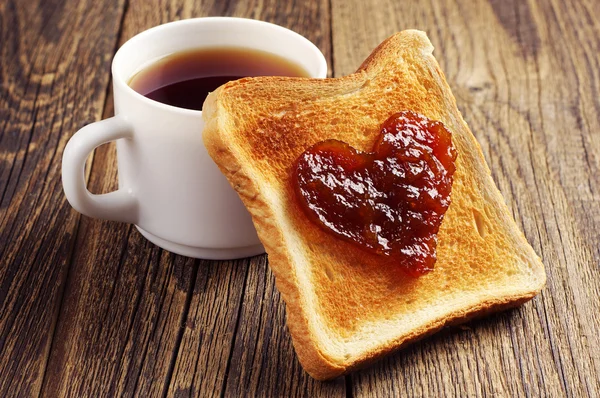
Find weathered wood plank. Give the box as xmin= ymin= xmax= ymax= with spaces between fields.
xmin=42 ymin=181 xmax=198 ymax=396
xmin=220 ymin=257 xmax=346 ymax=397
xmin=0 ymin=0 xmax=126 ymax=396
xmin=165 ymin=257 xmax=251 ymax=398
xmin=331 ymin=0 xmax=600 ymax=396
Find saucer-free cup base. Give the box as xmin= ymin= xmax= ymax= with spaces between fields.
xmin=136 ymin=226 xmax=265 ymax=259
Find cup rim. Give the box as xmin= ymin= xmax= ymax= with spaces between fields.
xmin=112 ymin=17 xmax=328 ymax=116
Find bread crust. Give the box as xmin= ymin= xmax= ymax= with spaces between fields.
xmin=202 ymin=30 xmax=546 ymax=380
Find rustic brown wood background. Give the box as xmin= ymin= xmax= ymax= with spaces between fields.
xmin=1 ymin=0 xmax=598 ymax=396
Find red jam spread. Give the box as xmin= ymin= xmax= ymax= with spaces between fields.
xmin=293 ymin=111 xmax=457 ymax=276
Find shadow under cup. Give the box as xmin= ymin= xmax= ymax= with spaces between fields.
xmin=106 ymin=18 xmax=328 ymax=259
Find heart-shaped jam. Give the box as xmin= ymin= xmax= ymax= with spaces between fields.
xmin=293 ymin=111 xmax=457 ymax=276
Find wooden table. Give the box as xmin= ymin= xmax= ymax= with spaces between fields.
xmin=1 ymin=0 xmax=599 ymax=396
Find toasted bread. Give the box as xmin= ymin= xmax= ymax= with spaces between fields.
xmin=202 ymin=30 xmax=546 ymax=380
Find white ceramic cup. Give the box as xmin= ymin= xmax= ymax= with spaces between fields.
xmin=62 ymin=18 xmax=328 ymax=259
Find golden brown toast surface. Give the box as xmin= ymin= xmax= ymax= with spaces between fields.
xmin=202 ymin=30 xmax=545 ymax=380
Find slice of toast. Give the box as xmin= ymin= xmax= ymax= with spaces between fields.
xmin=202 ymin=30 xmax=546 ymax=380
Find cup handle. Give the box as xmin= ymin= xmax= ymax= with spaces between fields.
xmin=62 ymin=115 xmax=138 ymax=223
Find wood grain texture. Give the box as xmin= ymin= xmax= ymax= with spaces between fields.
xmin=0 ymin=0 xmax=125 ymax=396
xmin=1 ymin=0 xmax=599 ymax=396
xmin=220 ymin=256 xmax=345 ymax=398
xmin=332 ymin=0 xmax=600 ymax=396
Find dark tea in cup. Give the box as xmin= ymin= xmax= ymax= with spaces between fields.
xmin=128 ymin=47 xmax=310 ymax=111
